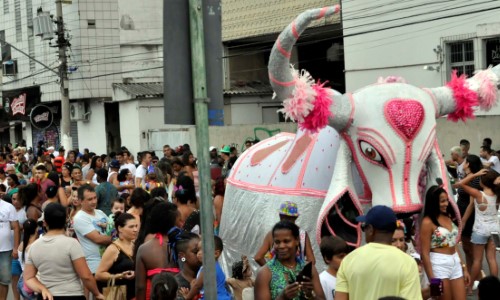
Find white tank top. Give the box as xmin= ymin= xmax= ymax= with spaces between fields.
xmin=473 ymin=191 xmax=499 ymax=236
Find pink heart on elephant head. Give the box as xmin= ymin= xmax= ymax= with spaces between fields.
xmin=385 ymin=99 xmax=425 ymax=141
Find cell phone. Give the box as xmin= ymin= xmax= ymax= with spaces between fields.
xmin=295 ymin=262 xmax=313 ymax=283
xmin=491 ymin=232 xmax=500 ymax=251
xmin=430 ymin=278 xmax=443 ymax=297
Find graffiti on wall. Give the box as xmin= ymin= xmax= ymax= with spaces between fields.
xmin=240 ymin=127 xmax=281 ymax=152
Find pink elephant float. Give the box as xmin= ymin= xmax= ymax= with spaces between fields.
xmin=219 ymin=5 xmax=500 ymax=271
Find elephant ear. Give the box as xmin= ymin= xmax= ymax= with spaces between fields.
xmin=316 ymin=140 xmax=364 ymax=247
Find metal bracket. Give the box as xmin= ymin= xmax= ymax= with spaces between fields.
xmin=194 ymin=98 xmax=210 ymax=103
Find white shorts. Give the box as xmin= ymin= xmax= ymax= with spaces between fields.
xmin=430 ymin=252 xmax=463 ymax=280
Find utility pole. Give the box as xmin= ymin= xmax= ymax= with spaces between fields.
xmin=55 ymin=0 xmax=72 ymax=151
xmin=188 ymin=0 xmax=217 ymax=298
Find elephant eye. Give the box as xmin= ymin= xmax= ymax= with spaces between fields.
xmin=359 ymin=141 xmax=385 ymax=165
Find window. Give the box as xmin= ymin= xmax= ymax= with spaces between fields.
xmin=26 ymin=0 xmax=33 ymax=27
xmin=14 ymin=0 xmax=22 ymax=42
xmin=3 ymin=0 xmax=9 ymax=14
xmin=485 ymin=38 xmax=500 ymax=67
xmin=448 ymin=41 xmax=474 ymax=77
xmin=28 ymin=27 xmax=35 ymax=70
xmin=88 ymin=19 xmax=96 ymax=29
xmin=0 ymin=30 xmax=11 ymax=61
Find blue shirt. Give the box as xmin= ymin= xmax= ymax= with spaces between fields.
xmin=198 ymin=261 xmax=232 ymax=300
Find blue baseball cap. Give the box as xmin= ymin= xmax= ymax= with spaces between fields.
xmin=355 ymin=205 xmax=397 ymax=232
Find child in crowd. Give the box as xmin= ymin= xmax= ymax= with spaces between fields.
xmin=319 ymin=236 xmax=348 ymax=300
xmin=180 ymin=236 xmax=232 ymax=300
xmin=411 ymin=253 xmax=430 ymax=298
xmin=144 ymin=173 xmax=162 ymax=192
xmin=150 ymin=271 xmax=179 ymax=300
xmin=106 ymin=197 xmax=125 ymax=238
xmin=478 ymin=275 xmax=500 ymax=300
xmin=226 ymin=256 xmax=254 ymax=300
xmin=117 ymin=169 xmax=134 ymax=196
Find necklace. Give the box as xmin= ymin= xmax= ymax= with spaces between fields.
xmin=281 ymin=261 xmax=297 ymax=269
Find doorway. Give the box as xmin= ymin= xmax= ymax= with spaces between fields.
xmin=104 ymin=102 xmax=121 ymax=154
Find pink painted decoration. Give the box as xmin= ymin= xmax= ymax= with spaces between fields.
xmin=447 ymin=71 xmax=478 ymax=122
xmin=377 ymin=76 xmax=407 ymax=84
xmin=385 ymin=100 xmax=424 ymax=141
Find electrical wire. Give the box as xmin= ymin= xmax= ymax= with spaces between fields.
xmin=4 ymin=0 xmax=498 ymax=86
xmin=65 ymin=0 xmax=486 ymax=65
xmin=0 ymin=64 xmax=57 ymax=86
xmin=0 ymin=37 xmax=59 ymax=74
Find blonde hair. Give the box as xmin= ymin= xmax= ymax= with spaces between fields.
xmin=450 ymin=146 xmax=462 ymax=156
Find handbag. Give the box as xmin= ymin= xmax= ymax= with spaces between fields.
xmin=103 ymin=277 xmax=127 ymax=300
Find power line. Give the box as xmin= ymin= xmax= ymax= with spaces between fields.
xmin=221 ymin=2 xmax=500 ymax=59
xmin=67 ymin=66 xmax=163 ymax=80
xmin=223 ymin=0 xmax=485 ymax=51
xmin=0 ymin=64 xmax=58 ymax=87
xmin=0 ymin=37 xmax=59 ymax=75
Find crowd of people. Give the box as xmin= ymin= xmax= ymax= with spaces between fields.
xmin=0 ymin=136 xmax=499 ymax=300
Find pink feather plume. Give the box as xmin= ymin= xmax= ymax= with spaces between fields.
xmin=472 ymin=69 xmax=498 ymax=111
xmin=299 ymin=82 xmax=333 ymax=133
xmin=446 ymin=71 xmax=479 ymax=122
xmin=280 ymin=69 xmax=316 ymax=123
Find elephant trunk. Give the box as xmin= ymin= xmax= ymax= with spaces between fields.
xmin=268 ymin=6 xmax=340 ymax=101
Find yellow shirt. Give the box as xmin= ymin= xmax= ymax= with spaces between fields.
xmin=336 ymin=242 xmax=422 ymax=300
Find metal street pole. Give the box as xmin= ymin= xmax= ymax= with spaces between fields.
xmin=188 ymin=0 xmax=217 ymax=298
xmin=55 ymin=0 xmax=72 ymax=151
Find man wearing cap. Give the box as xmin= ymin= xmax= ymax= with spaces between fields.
xmin=53 ymin=146 xmax=66 ymax=173
xmin=220 ymin=146 xmax=231 ymax=178
xmin=107 ymin=159 xmax=121 ymax=183
xmin=335 ymin=205 xmax=422 ymax=300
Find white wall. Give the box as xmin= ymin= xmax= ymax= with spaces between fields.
xmin=436 ymin=116 xmax=500 ymax=158
xmin=118 ymin=0 xmax=162 ymax=45
xmin=225 ymin=95 xmax=279 ymax=125
xmin=230 ymin=103 xmax=263 ymax=124
xmin=342 ymin=0 xmax=500 ymax=115
xmin=77 ymin=101 xmax=107 ymax=154
xmin=116 ymin=97 xmax=298 ymax=157
xmin=118 ymin=100 xmax=141 ymax=156
xmin=23 ymin=122 xmax=33 ymax=149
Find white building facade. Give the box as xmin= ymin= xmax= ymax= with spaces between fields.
xmin=342 ymin=0 xmax=500 ymax=152
xmin=0 ymin=0 xmax=162 ymax=155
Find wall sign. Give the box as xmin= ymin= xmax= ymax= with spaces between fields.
xmin=11 ymin=93 xmax=26 ymax=116
xmin=30 ymin=104 xmax=54 ymax=129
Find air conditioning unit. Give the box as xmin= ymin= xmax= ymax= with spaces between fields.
xmin=70 ymin=102 xmax=89 ymax=121
xmin=2 ymin=60 xmax=18 ymax=75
